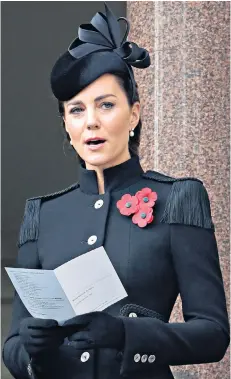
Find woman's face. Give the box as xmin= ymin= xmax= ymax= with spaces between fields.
xmin=63 ymin=73 xmax=140 ymax=170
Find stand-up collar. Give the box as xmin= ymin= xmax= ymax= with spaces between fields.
xmin=78 ymin=154 xmax=144 ymax=194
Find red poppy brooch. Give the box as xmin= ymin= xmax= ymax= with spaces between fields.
xmin=116 ymin=188 xmax=158 ymax=228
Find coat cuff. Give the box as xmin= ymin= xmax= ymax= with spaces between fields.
xmin=119 ymin=316 xmax=163 ymax=376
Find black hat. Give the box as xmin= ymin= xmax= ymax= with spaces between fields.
xmin=50 ymin=2 xmax=151 ymax=102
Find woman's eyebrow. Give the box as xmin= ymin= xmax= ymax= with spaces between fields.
xmin=94 ymin=94 xmax=117 ymax=102
xmin=67 ymin=94 xmax=117 ymax=106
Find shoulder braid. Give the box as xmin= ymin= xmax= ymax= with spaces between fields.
xmin=18 ymin=182 xmax=79 ymax=248
xmin=142 ymin=171 xmax=215 ymax=231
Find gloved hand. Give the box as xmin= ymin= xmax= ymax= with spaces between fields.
xmin=63 ymin=311 xmax=125 ymax=350
xmin=19 ymin=318 xmax=66 ymax=359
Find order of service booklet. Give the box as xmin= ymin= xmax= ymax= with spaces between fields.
xmin=5 ymin=246 xmax=128 ymax=325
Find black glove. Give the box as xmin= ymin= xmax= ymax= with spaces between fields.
xmin=19 ymin=318 xmax=66 ymax=359
xmin=63 ymin=311 xmax=125 ymax=350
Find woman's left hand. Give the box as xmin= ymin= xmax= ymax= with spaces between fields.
xmin=63 ymin=311 xmax=125 ymax=350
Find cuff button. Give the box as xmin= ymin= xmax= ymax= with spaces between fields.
xmin=148 ymin=354 xmax=156 ymax=363
xmin=141 ymin=354 xmax=148 ymax=363
xmin=27 ymin=363 xmax=33 ymax=376
xmin=134 ymin=353 xmax=141 ymax=362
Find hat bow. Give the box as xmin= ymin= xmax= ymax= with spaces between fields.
xmin=68 ymin=2 xmax=150 ymax=70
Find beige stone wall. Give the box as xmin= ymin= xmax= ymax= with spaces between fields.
xmin=127 ymin=2 xmax=230 ymax=378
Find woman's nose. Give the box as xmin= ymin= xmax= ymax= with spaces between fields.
xmin=86 ymin=108 xmax=99 ymax=129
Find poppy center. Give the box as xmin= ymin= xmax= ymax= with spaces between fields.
xmin=141 ymin=212 xmax=146 ymax=219
xmin=143 ymin=197 xmax=149 ymax=203
xmin=125 ymin=202 xmax=132 ymax=208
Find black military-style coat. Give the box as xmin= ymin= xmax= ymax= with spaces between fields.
xmin=3 ymin=154 xmax=230 ymax=379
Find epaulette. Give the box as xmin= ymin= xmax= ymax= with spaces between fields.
xmin=18 ymin=182 xmax=79 ymax=248
xmin=143 ymin=170 xmax=215 ymax=231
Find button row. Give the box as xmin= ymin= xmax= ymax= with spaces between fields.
xmin=81 ymin=351 xmax=155 ymax=364
xmin=87 ymin=199 xmax=104 ymax=246
xmin=80 ymin=350 xmax=155 ymax=365
xmin=134 ymin=353 xmax=156 ymax=363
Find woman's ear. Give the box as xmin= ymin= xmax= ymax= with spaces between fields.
xmin=62 ymin=116 xmax=70 ymax=138
xmin=130 ymin=101 xmax=141 ymax=130
xmin=62 ymin=116 xmax=69 ymax=133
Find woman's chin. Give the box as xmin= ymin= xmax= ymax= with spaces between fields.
xmin=84 ymin=154 xmax=112 ymax=168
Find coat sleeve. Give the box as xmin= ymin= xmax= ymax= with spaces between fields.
xmin=2 ymin=199 xmax=86 ymax=379
xmin=119 ymin=180 xmax=230 ymax=377
xmin=2 ymin=198 xmax=50 ymax=379
xmin=2 ymin=240 xmax=41 ymax=379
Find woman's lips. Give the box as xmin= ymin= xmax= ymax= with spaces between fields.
xmin=85 ymin=141 xmax=106 ymax=151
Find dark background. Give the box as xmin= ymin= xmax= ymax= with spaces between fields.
xmin=1 ymin=2 xmax=126 ymax=378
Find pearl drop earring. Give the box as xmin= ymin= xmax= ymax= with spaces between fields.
xmin=70 ymin=140 xmax=73 ymax=145
xmin=129 ymin=129 xmax=135 ymax=137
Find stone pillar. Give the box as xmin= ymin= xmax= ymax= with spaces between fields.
xmin=128 ymin=1 xmax=230 ymax=378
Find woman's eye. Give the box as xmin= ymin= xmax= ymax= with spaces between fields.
xmin=70 ymin=107 xmax=84 ymax=114
xmin=101 ymin=102 xmax=114 ymax=109
xmin=69 ymin=103 xmax=114 ymax=114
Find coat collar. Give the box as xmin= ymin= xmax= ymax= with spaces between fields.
xmin=78 ymin=153 xmax=144 ymax=194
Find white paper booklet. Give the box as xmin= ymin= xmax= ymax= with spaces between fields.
xmin=5 ymin=246 xmax=127 ymax=325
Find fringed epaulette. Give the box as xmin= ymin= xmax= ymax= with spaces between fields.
xmin=18 ymin=182 xmax=79 ymax=248
xmin=143 ymin=171 xmax=215 ymax=231
xmin=143 ymin=170 xmax=203 ymax=184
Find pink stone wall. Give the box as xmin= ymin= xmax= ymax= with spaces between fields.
xmin=127 ymin=2 xmax=230 ymax=378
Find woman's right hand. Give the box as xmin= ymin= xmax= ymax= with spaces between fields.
xmin=19 ymin=318 xmax=65 ymax=359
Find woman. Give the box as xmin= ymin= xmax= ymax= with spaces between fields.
xmin=3 ymin=3 xmax=230 ymax=379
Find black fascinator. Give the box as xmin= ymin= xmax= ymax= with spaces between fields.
xmin=50 ymin=2 xmax=151 ymax=101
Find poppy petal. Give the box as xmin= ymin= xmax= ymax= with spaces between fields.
xmin=138 ymin=218 xmax=147 ymax=227
xmin=122 ymin=194 xmax=132 ymax=202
